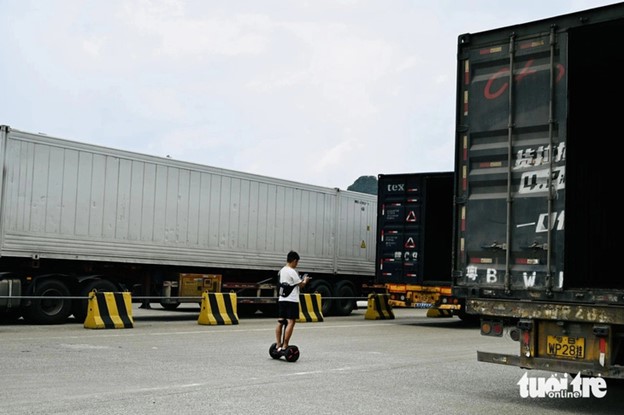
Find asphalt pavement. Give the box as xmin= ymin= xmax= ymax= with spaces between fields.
xmin=0 ymin=304 xmax=621 ymax=415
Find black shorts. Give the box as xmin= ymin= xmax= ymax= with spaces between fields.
xmin=278 ymin=300 xmax=299 ymax=320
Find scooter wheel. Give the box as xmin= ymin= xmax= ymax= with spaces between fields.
xmin=284 ymin=345 xmax=300 ymax=362
xmin=269 ymin=343 xmax=281 ymax=359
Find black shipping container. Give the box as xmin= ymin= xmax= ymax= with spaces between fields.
xmin=452 ymin=3 xmax=624 ymax=304
xmin=376 ymin=172 xmax=453 ymax=286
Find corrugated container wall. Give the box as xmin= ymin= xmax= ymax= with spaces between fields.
xmin=0 ymin=128 xmax=376 ymax=276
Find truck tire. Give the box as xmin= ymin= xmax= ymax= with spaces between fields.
xmin=160 ymin=302 xmax=181 ymax=311
xmin=456 ymin=308 xmax=480 ymax=325
xmin=0 ymin=308 xmax=22 ymax=324
xmin=72 ymin=279 xmax=118 ymax=323
xmin=332 ymin=280 xmax=356 ymax=316
xmin=237 ymin=304 xmax=258 ymax=316
xmin=23 ymin=279 xmax=72 ymax=325
xmin=308 ymin=279 xmax=333 ymax=316
xmin=453 ymin=298 xmax=479 ymax=325
xmin=258 ymin=300 xmax=279 ymax=317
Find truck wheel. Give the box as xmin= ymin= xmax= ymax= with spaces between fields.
xmin=237 ymin=304 xmax=258 ymax=316
xmin=456 ymin=309 xmax=480 ymax=325
xmin=332 ymin=281 xmax=356 ymax=316
xmin=0 ymin=308 xmax=22 ymax=324
xmin=72 ymin=279 xmax=118 ymax=323
xmin=23 ymin=279 xmax=72 ymax=325
xmin=455 ymin=299 xmax=480 ymax=325
xmin=258 ymin=304 xmax=278 ymax=317
xmin=160 ymin=302 xmax=181 ymax=311
xmin=308 ymin=279 xmax=333 ymax=316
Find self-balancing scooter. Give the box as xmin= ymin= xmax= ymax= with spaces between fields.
xmin=269 ymin=319 xmax=300 ymax=362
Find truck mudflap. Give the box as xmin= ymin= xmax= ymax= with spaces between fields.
xmin=477 ymin=351 xmax=624 ymax=379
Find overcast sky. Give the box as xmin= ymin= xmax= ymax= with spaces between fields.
xmin=0 ymin=0 xmax=620 ymax=190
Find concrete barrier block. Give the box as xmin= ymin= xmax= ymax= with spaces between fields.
xmin=198 ymin=292 xmax=239 ymax=325
xmin=365 ymin=293 xmax=395 ymax=320
xmin=84 ymin=291 xmax=134 ymax=329
xmin=298 ymin=293 xmax=324 ymax=322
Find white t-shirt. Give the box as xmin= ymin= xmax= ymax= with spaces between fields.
xmin=278 ymin=265 xmax=301 ymax=302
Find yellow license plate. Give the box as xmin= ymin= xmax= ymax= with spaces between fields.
xmin=546 ymin=335 xmax=585 ymax=359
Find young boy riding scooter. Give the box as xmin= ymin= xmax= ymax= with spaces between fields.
xmin=274 ymin=251 xmax=310 ymax=353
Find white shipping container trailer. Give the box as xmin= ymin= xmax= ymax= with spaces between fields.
xmin=0 ymin=126 xmax=377 ymax=324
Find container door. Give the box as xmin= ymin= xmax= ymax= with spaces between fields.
xmin=377 ymin=174 xmax=424 ymax=285
xmin=454 ymin=30 xmax=568 ymax=295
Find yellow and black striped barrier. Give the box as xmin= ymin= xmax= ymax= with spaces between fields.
xmin=198 ymin=292 xmax=239 ymax=325
xmin=84 ymin=291 xmax=134 ymax=329
xmin=426 ymin=308 xmax=454 ymax=318
xmin=365 ymin=293 xmax=395 ymax=320
xmin=298 ymin=293 xmax=323 ymax=322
